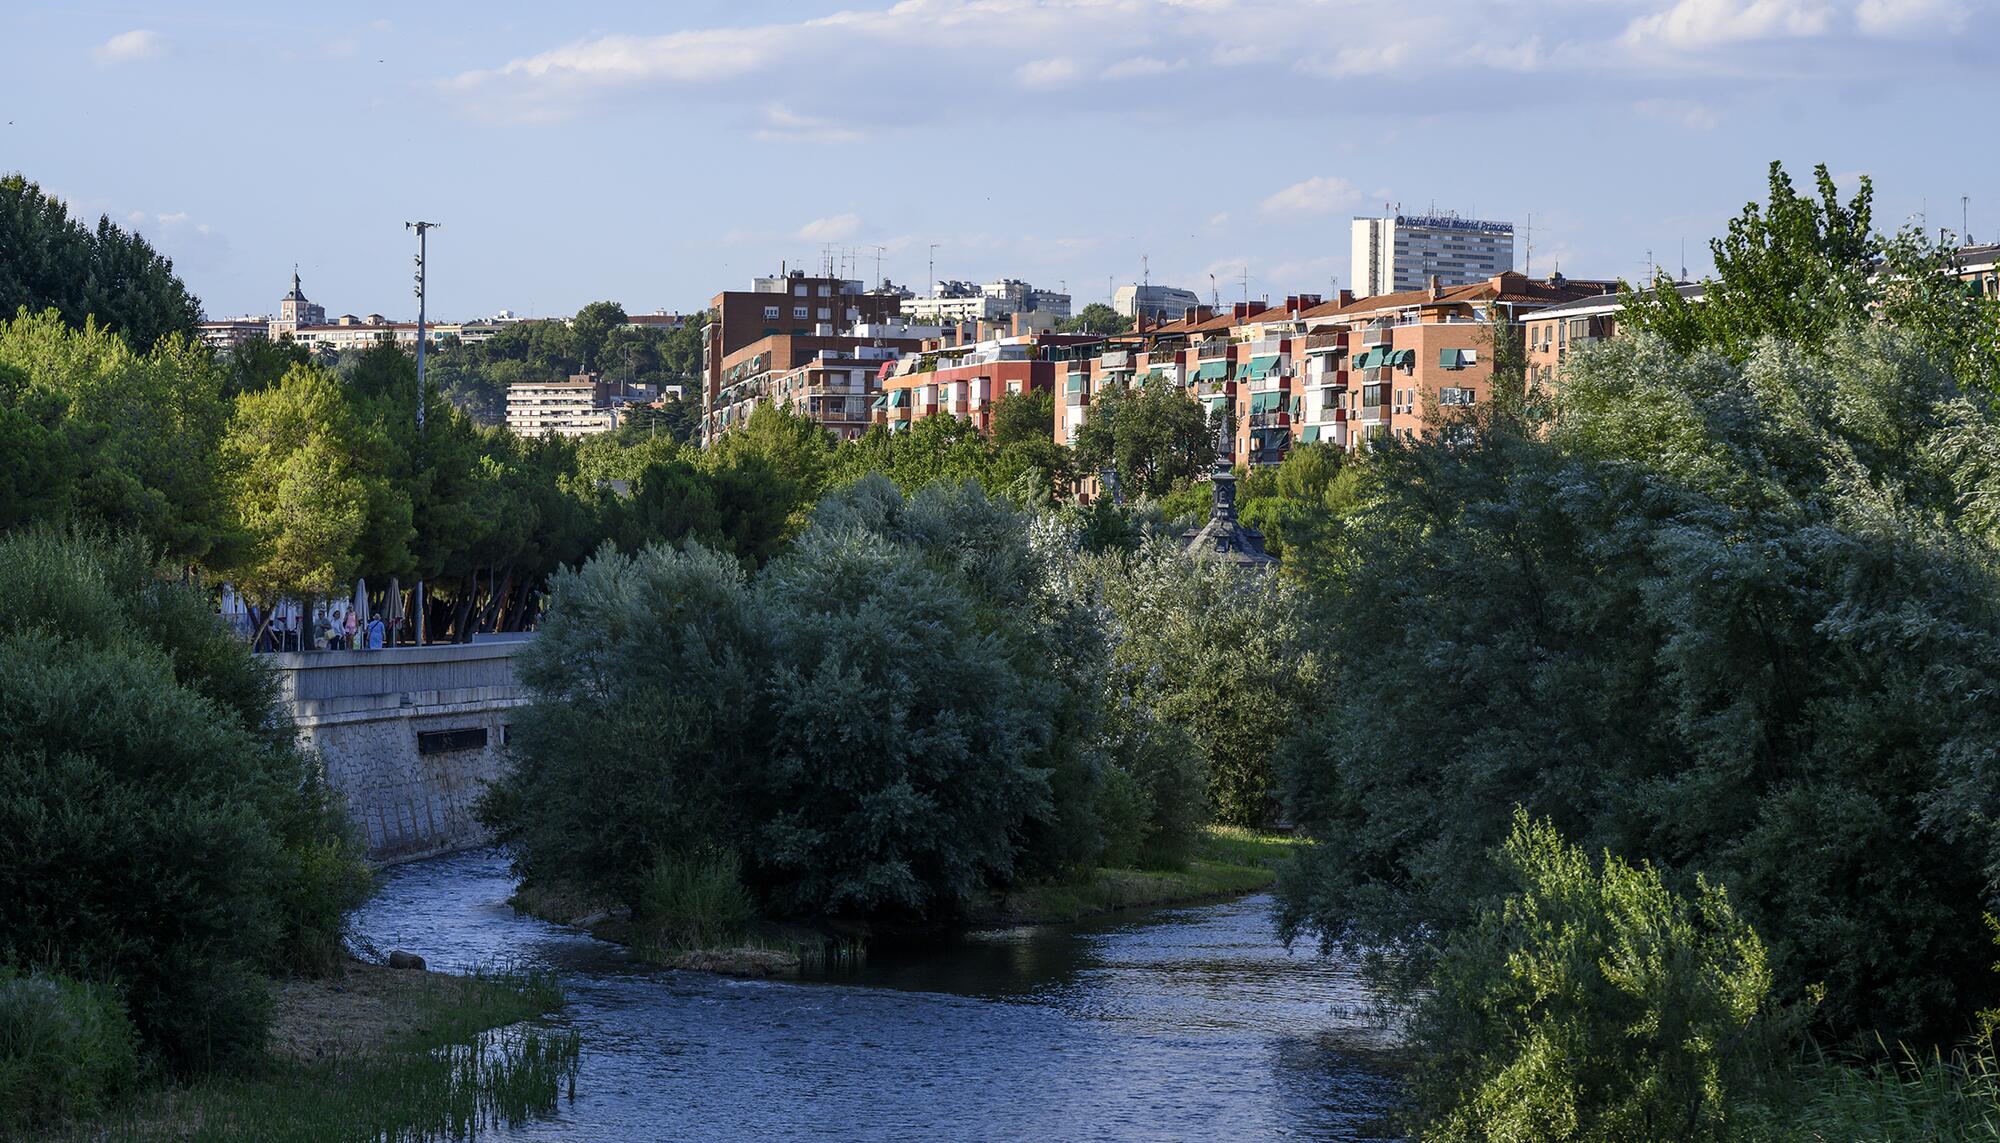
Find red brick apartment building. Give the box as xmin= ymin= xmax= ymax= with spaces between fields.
xmin=1323 ymin=272 xmax=1614 ymax=447
xmin=712 ymin=332 xmax=924 ymax=440
xmin=702 ymin=269 xmax=903 ymax=442
xmin=1521 ymin=282 xmax=1698 ymax=387
xmin=875 ymin=333 xmax=1103 ymax=435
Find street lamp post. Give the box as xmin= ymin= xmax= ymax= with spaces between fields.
xmin=406 ymin=221 xmax=438 ymax=646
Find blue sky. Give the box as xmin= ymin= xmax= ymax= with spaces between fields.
xmin=3 ymin=0 xmax=1994 ymax=321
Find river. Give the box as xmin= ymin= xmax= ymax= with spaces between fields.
xmin=350 ymin=849 xmax=1405 ymax=1141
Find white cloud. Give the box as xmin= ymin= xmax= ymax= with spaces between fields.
xmin=1103 ymin=56 xmax=1185 ymax=79
xmin=1624 ymin=0 xmax=1834 ymax=48
xmin=797 ymin=213 xmax=862 ymax=242
xmin=1636 ymin=97 xmax=1721 ymax=130
xmin=1300 ymin=41 xmax=1410 ymax=78
xmin=94 ymin=29 xmax=164 ymax=65
xmin=1208 ymin=211 xmax=1231 ymax=227
xmin=755 ymin=104 xmax=862 ymax=145
xmin=1855 ymin=0 xmax=1968 ymax=36
xmin=1260 ymin=176 xmax=1361 ymax=217
xmin=1016 ymin=56 xmax=1079 ymax=88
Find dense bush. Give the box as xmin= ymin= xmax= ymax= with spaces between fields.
xmin=0 ymin=530 xmax=370 ymax=1073
xmin=1277 ymin=328 xmax=2000 ymax=1048
xmin=1411 ymin=812 xmax=1798 ymax=1142
xmin=1093 ymin=537 xmax=1318 ymax=826
xmin=484 ymin=477 xmax=1218 ymax=924
xmin=0 ymin=969 xmax=140 ymax=1131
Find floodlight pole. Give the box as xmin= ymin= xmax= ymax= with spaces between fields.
xmin=406 ymin=221 xmax=438 ymax=645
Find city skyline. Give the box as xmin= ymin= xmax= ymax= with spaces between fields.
xmin=4 ymin=0 xmax=1994 ymax=320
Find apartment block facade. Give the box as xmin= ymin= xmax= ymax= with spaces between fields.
xmin=506 ymin=374 xmax=617 ymax=438
xmin=1351 ymin=213 xmax=1515 ymax=298
xmin=713 ymin=332 xmax=924 ymax=440
xmin=701 ymin=270 xmax=904 ymax=443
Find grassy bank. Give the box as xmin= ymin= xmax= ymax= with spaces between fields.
xmin=47 ymin=962 xmax=579 ymax=1142
xmin=973 ymin=826 xmax=1307 ymax=926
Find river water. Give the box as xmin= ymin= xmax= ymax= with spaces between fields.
xmin=351 ymin=849 xmax=1405 ymax=1141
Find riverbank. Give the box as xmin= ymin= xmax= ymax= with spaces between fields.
xmin=513 ymin=826 xmax=1306 ymax=976
xmin=43 ymin=961 xmax=579 ymax=1142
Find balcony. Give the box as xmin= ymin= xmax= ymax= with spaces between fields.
xmin=1360 ymin=325 xmax=1394 ymax=347
xmin=1248 ymin=411 xmax=1291 ymax=430
xmin=1303 ymin=332 xmax=1343 ymax=353
xmin=1100 ymin=350 xmax=1131 ymax=370
xmin=1196 ymin=340 xmax=1231 ymax=360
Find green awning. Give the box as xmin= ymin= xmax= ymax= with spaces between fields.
xmin=887 ymin=390 xmax=907 ymax=407
xmin=1238 ymin=354 xmax=1280 ymax=380
xmin=1192 ymin=361 xmax=1230 ymax=382
xmin=1250 ymin=391 xmax=1282 ymax=413
xmin=1353 ymin=347 xmax=1382 ymax=369
xmin=1439 ymin=348 xmax=1461 ymax=368
xmin=1392 ymin=349 xmax=1415 ymax=368
xmin=1301 ymin=425 xmax=1321 ymax=442
xmin=1203 ymin=394 xmax=1229 ymax=411
xmin=871 ymin=395 xmax=887 ymax=410
xmin=1066 ymin=375 xmax=1085 ymax=393
xmin=1290 ymin=396 xmax=1302 ymax=416
xmin=1142 ymin=370 xmax=1166 ymax=383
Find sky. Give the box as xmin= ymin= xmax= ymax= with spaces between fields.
xmin=3 ymin=0 xmax=1995 ymax=322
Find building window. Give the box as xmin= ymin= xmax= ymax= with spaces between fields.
xmin=817 ymin=285 xmax=832 ymax=297
xmin=794 ymin=306 xmax=809 ymax=319
xmin=794 ymin=285 xmax=807 ymax=296
xmin=763 ymin=305 xmax=780 ymax=319
xmin=817 ymin=308 xmax=831 ymax=320
xmin=416 ymin=727 xmax=488 ymax=754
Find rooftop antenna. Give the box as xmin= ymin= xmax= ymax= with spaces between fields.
xmin=1142 ymin=254 xmax=1150 ymax=291
xmin=1524 ymin=213 xmax=1533 ymax=277
xmin=1964 ymin=195 xmax=1971 ymax=245
xmin=869 ymin=244 xmax=886 ymax=287
xmin=1680 ymin=238 xmax=1688 ymax=282
xmin=1209 ymin=273 xmax=1218 ymax=309
xmin=1241 ymin=264 xmax=1249 ymax=306
xmin=928 ymin=243 xmax=940 ymax=295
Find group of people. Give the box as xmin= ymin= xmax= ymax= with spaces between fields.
xmin=250 ymin=606 xmax=389 ymax=653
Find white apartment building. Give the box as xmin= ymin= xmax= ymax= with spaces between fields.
xmin=506 ymin=376 xmax=618 ymax=438
xmin=1351 ymin=213 xmax=1515 ymax=298
xmin=1114 ymin=283 xmax=1202 ymax=322
xmin=902 ymin=278 xmax=1071 ymax=324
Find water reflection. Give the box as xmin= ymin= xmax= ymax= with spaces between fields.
xmin=351 ymin=849 xmax=1404 ymax=1141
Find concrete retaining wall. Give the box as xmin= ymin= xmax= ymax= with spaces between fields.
xmin=269 ymin=637 xmax=531 ymax=862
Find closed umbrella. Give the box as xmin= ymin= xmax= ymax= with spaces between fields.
xmin=353 ymin=578 xmax=369 ymax=631
xmin=385 ymin=576 xmax=403 ymax=645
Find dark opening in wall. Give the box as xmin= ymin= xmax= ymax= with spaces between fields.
xmin=416 ymin=727 xmax=487 ymax=754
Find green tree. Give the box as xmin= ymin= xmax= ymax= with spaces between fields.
xmin=0 ymin=174 xmax=202 ymax=352
xmin=0 ymin=309 xmax=235 ymax=564
xmin=568 ymin=301 xmax=628 ymax=374
xmin=1073 ymin=377 xmax=1215 ymax=499
xmin=479 ymin=542 xmax=764 ymax=910
xmin=1058 ymin=303 xmax=1131 ymax=335
xmin=0 ymin=530 xmax=368 ymax=1074
xmin=1620 ymin=161 xmax=1876 ymax=360
xmin=1098 ymin=538 xmax=1318 ymax=825
xmin=1413 ymin=811 xmax=1797 ymax=1142
xmin=224 ymin=363 xmax=406 ymax=622
xmin=1278 ymin=326 xmax=2000 ymax=1047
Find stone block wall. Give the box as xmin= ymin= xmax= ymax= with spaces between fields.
xmin=268 ymin=638 xmax=531 ymax=862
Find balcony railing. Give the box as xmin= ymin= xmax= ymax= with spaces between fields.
xmin=1303 ymin=332 xmax=1343 ymax=352
xmin=1248 ymin=411 xmax=1291 ymax=430
xmin=1360 ymin=326 xmax=1394 ymax=347
xmin=1196 ymin=340 xmax=1231 ymax=359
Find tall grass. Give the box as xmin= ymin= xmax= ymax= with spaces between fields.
xmin=1784 ymin=1038 xmax=2000 ymax=1141
xmin=635 ymin=851 xmax=755 ymax=953
xmin=0 ymin=970 xmax=140 ymax=1132
xmin=59 ymin=966 xmax=580 ymax=1143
